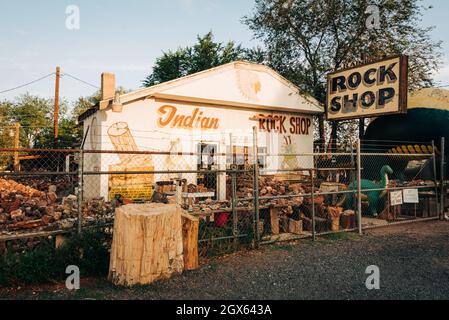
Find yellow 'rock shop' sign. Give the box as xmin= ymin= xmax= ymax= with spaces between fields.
xmin=326 ymin=55 xmax=408 ymax=120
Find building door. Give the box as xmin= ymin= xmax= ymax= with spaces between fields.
xmin=197 ymin=143 xmax=218 ymax=194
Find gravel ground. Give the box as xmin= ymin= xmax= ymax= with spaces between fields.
xmin=2 ymin=220 xmax=449 ymax=300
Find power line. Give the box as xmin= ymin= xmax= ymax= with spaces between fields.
xmin=61 ymin=72 xmax=100 ymax=89
xmin=0 ymin=73 xmax=55 ymax=95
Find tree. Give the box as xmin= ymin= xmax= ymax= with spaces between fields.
xmin=143 ymin=32 xmax=266 ymax=86
xmin=5 ymin=94 xmax=54 ymax=148
xmin=0 ymin=102 xmax=14 ymax=167
xmin=243 ymin=0 xmax=443 ymax=146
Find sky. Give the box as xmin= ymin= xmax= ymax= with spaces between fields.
xmin=0 ymin=0 xmax=448 ymax=102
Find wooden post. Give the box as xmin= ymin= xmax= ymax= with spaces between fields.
xmin=13 ymin=123 xmax=20 ymax=171
xmin=359 ymin=118 xmax=365 ymax=140
xmin=331 ymin=121 xmax=338 ymax=152
xmin=357 ymin=139 xmax=362 ymax=234
xmin=318 ymin=115 xmax=325 ymax=151
xmin=181 ymin=213 xmax=199 ymax=271
xmin=54 ymin=66 xmax=60 ymax=144
xmin=270 ymin=207 xmax=280 ymax=235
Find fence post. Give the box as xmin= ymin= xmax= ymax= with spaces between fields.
xmin=252 ymin=126 xmax=260 ymax=247
xmin=357 ymin=139 xmax=362 ymax=235
xmin=311 ymin=169 xmax=316 ymax=241
xmin=432 ymin=140 xmax=439 ymax=217
xmin=440 ymin=137 xmax=446 ymax=220
xmin=231 ymin=164 xmax=238 ymax=250
xmin=77 ymin=149 xmax=84 ymax=235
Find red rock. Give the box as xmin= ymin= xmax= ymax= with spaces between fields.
xmin=47 ymin=192 xmax=58 ymax=204
xmin=42 ymin=215 xmax=53 ymax=225
xmin=9 ymin=198 xmax=22 ymax=212
xmin=52 ymin=211 xmax=62 ymax=221
xmin=46 ymin=206 xmax=54 ymax=215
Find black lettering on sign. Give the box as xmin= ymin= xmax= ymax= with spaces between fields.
xmin=360 ymin=91 xmax=376 ymax=108
xmin=331 ymin=76 xmax=347 ymax=93
xmin=363 ymin=68 xmax=377 ymax=86
xmin=330 ymin=97 xmax=342 ymax=113
xmin=378 ymin=63 xmax=398 ymax=84
xmin=378 ymin=88 xmax=395 ymax=107
xmin=348 ymin=72 xmax=362 ymax=89
xmin=343 ymin=94 xmax=358 ymax=112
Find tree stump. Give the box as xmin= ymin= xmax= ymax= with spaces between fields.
xmin=109 ymin=203 xmax=184 ymax=286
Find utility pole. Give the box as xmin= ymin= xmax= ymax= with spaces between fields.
xmin=331 ymin=121 xmax=338 ymax=152
xmin=13 ymin=123 xmax=20 ymax=171
xmin=54 ymin=66 xmax=60 ymax=145
xmin=359 ymin=118 xmax=365 ymax=140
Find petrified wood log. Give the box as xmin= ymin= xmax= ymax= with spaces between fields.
xmin=109 ymin=203 xmax=184 ymax=286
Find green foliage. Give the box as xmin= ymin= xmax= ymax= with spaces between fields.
xmin=198 ymin=216 xmax=254 ymax=257
xmin=143 ymin=32 xmax=266 ymax=86
xmin=0 ymin=231 xmax=110 ymax=287
xmin=244 ymin=0 xmax=443 ymax=146
xmin=244 ymin=0 xmax=443 ymax=102
xmin=0 ymin=89 xmax=110 ymax=151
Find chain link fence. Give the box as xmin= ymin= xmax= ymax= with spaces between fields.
xmin=0 ymin=134 xmax=445 ymax=258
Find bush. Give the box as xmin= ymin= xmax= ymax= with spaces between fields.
xmin=0 ymin=230 xmax=110 ymax=287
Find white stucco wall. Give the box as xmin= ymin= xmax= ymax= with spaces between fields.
xmin=82 ymin=98 xmax=314 ymax=201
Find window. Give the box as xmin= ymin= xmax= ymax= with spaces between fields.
xmin=226 ymin=145 xmax=267 ymax=168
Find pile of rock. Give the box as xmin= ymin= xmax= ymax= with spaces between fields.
xmin=0 ymin=179 xmax=114 ymax=234
xmin=228 ymin=174 xmax=306 ymax=200
xmin=13 ymin=176 xmax=75 ymax=193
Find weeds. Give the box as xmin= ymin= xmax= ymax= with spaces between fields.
xmin=0 ymin=230 xmax=110 ymax=287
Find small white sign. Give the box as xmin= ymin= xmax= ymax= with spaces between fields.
xmin=403 ymin=189 xmax=419 ymax=204
xmin=390 ymin=190 xmax=403 ymax=206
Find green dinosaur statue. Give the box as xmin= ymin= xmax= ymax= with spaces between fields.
xmin=339 ymin=165 xmax=394 ymax=217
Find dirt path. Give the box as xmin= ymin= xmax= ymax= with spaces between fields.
xmin=2 ymin=221 xmax=449 ymax=300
